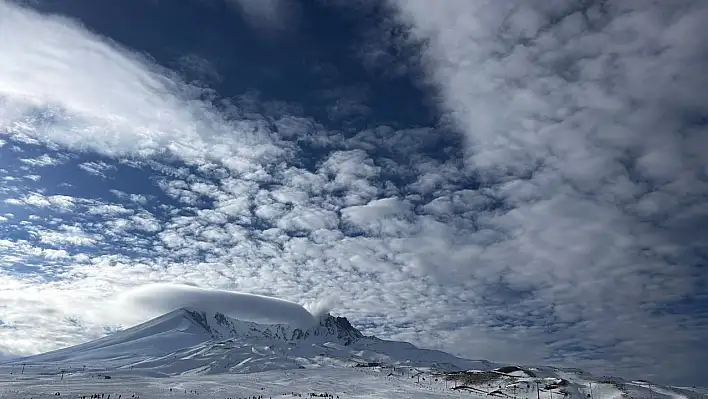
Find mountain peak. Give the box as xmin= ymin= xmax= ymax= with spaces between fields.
xmin=179 ymin=308 xmax=364 ymax=345
xmin=314 ymin=314 xmax=364 ymax=343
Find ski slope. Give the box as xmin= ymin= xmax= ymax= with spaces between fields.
xmin=1 ymin=363 xmax=702 ymax=399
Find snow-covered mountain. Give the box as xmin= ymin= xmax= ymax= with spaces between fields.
xmin=3 ymin=309 xmax=703 ymax=399
xmin=7 ymin=308 xmax=493 ymax=375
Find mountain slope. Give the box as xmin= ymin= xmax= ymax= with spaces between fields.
xmin=14 ymin=308 xmax=213 ymax=363
xmin=4 ymin=309 xmax=701 ymax=399
xmin=7 ymin=308 xmax=491 ymax=375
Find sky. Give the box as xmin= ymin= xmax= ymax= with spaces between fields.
xmin=0 ymin=0 xmax=707 ymax=387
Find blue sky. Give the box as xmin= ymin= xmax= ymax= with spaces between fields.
xmin=1 ymin=0 xmax=707 ymax=386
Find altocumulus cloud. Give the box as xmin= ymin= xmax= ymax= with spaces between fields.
xmin=0 ymin=0 xmax=706 ymax=387
xmin=381 ymin=0 xmax=708 ymax=384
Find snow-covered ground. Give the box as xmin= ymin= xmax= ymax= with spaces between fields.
xmin=0 ymin=366 xmax=479 ymax=399
xmin=1 ymin=363 xmax=702 ymax=399
xmin=0 ymin=308 xmax=703 ymax=399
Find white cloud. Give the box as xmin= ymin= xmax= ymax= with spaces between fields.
xmin=277 ymin=205 xmax=339 ymax=233
xmin=0 ymin=2 xmax=281 ymax=170
xmin=6 ymin=193 xmax=76 ymax=211
xmin=109 ymin=189 xmax=149 ymax=205
xmin=130 ymin=211 xmax=162 ymax=233
xmin=19 ymin=154 xmax=59 ymax=167
xmin=36 ymin=224 xmax=100 ymax=247
xmin=319 ymin=150 xmax=382 ymax=206
xmin=341 ymin=198 xmax=414 ymax=237
xmin=78 ymin=161 xmax=116 ymax=177
xmin=86 ymin=203 xmax=133 ymax=217
xmin=116 ymin=283 xmax=318 ymax=327
xmin=129 ymin=194 xmax=148 ymax=205
xmin=1 ymin=2 xmax=196 ymax=157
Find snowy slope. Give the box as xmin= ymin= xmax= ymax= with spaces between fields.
xmin=0 ymin=362 xmax=701 ymax=399
xmin=2 ymin=308 xmax=703 ymax=399
xmin=5 ymin=308 xmax=491 ymax=375
xmin=9 ymin=309 xmax=213 ymax=364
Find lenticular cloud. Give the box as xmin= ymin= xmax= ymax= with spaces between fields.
xmin=118 ymin=283 xmax=318 ymax=328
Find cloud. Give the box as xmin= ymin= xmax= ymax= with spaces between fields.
xmin=380 ymin=0 xmax=708 ymax=384
xmin=78 ymin=161 xmax=116 ymax=178
xmin=37 ymin=225 xmax=101 ymax=247
xmin=116 ymin=283 xmax=318 ymax=328
xmin=5 ymin=193 xmax=76 ymax=211
xmin=1 ymin=1 xmax=190 ymax=157
xmin=19 ymin=154 xmax=60 ymax=167
xmin=87 ymin=205 xmax=132 ymax=219
xmin=0 ymin=1 xmax=282 ymax=170
xmin=109 ymin=189 xmax=148 ymax=205
xmin=175 ymin=53 xmax=222 ymax=83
